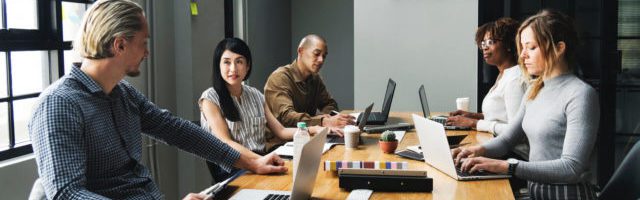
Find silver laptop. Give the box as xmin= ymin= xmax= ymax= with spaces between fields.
xmin=230 ymin=128 xmax=328 ymax=200
xmin=419 ymin=85 xmax=470 ymax=130
xmin=411 ymin=114 xmax=510 ymax=181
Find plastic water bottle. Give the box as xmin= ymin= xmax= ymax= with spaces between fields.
xmin=293 ymin=122 xmax=310 ymax=179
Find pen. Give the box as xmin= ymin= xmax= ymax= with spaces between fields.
xmin=330 ymin=110 xmax=340 ymax=116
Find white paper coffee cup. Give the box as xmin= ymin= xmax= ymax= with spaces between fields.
xmin=456 ymin=97 xmax=470 ymax=111
xmin=343 ymin=125 xmax=360 ymax=149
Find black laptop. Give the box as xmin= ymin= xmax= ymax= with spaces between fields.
xmin=359 ymin=79 xmax=396 ymax=125
xmin=326 ymin=103 xmax=373 ymax=144
xmin=419 ymin=85 xmax=470 ymax=130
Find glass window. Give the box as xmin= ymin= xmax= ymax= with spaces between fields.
xmin=62 ymin=2 xmax=87 ymax=41
xmin=619 ymin=39 xmax=640 ymax=70
xmin=0 ymin=103 xmax=8 ymax=149
xmin=64 ymin=50 xmax=82 ymax=74
xmin=6 ymin=0 xmax=38 ymax=30
xmin=0 ymin=1 xmax=4 ymax=29
xmin=0 ymin=53 xmax=7 ymax=98
xmin=13 ymin=98 xmax=37 ymax=145
xmin=10 ymin=51 xmax=47 ymax=96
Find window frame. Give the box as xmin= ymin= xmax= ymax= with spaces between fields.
xmin=0 ymin=0 xmax=93 ymax=161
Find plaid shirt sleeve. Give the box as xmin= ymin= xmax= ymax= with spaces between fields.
xmin=124 ymin=84 xmax=241 ymax=172
xmin=29 ymin=94 xmax=108 ymax=199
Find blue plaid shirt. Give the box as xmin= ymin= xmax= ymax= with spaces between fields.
xmin=28 ymin=67 xmax=240 ymax=199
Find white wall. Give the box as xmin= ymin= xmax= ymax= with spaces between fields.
xmin=354 ymin=0 xmax=478 ymax=112
xmin=0 ymin=155 xmax=38 ymax=199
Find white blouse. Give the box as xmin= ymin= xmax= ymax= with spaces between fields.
xmin=477 ymin=66 xmax=528 ymax=135
xmin=199 ymin=85 xmax=268 ymax=153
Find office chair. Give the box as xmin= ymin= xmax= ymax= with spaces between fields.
xmin=189 ymin=120 xmax=228 ymax=184
xmin=598 ymin=140 xmax=640 ymax=200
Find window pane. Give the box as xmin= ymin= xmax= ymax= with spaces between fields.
xmin=6 ymin=0 xmax=38 ymax=29
xmin=0 ymin=102 xmax=8 ymax=149
xmin=62 ymin=2 xmax=87 ymax=41
xmin=0 ymin=1 xmax=4 ymax=29
xmin=619 ymin=39 xmax=640 ymax=70
xmin=13 ymin=98 xmax=37 ymax=145
xmin=64 ymin=50 xmax=82 ymax=74
xmin=11 ymin=51 xmax=47 ymax=96
xmin=0 ymin=53 xmax=7 ymax=98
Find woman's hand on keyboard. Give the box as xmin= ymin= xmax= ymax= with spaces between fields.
xmin=459 ymin=156 xmax=509 ymax=174
xmin=446 ymin=116 xmax=477 ymax=128
xmin=451 ymin=145 xmax=485 ymax=166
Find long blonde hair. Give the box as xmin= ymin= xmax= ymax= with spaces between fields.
xmin=74 ymin=0 xmax=144 ymax=59
xmin=516 ymin=9 xmax=578 ymax=100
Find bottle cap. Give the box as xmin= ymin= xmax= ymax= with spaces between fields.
xmin=297 ymin=122 xmax=307 ymax=128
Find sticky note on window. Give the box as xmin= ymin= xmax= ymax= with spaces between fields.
xmin=190 ymin=2 xmax=198 ymax=16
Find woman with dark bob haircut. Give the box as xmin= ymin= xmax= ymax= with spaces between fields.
xmin=453 ymin=10 xmax=599 ymax=199
xmin=198 ymin=38 xmax=322 ymax=181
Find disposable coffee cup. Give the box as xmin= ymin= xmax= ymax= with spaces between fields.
xmin=456 ymin=97 xmax=470 ymax=112
xmin=343 ymin=125 xmax=360 ymax=149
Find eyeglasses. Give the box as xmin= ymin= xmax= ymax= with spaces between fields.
xmin=478 ymin=39 xmax=500 ymax=49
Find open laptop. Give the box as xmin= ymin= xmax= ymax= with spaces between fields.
xmin=419 ymin=85 xmax=470 ymax=130
xmin=326 ymin=103 xmax=373 ymax=144
xmin=411 ymin=114 xmax=510 ymax=181
xmin=359 ymin=79 xmax=396 ymax=125
xmin=230 ymin=129 xmax=328 ymax=200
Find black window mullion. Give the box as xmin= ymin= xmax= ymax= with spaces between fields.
xmin=54 ymin=0 xmax=65 ymax=76
xmin=6 ymin=51 xmax=14 ymax=148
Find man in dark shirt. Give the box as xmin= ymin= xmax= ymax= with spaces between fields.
xmin=264 ymin=35 xmax=355 ymax=135
xmin=28 ymin=1 xmax=286 ymax=199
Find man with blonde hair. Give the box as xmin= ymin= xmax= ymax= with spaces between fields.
xmin=29 ymin=0 xmax=286 ymax=199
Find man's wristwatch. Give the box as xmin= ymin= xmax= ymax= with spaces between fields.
xmin=507 ymin=158 xmax=519 ymax=175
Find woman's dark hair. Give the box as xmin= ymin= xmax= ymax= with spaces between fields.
xmin=475 ymin=17 xmax=520 ymax=63
xmin=212 ymin=37 xmax=253 ymax=122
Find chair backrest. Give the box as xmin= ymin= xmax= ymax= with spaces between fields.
xmin=28 ymin=178 xmax=46 ymax=200
xmin=598 ymin=140 xmax=640 ymax=200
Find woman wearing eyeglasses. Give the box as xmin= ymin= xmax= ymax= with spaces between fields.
xmin=447 ymin=18 xmax=528 ymax=152
xmin=453 ymin=10 xmax=599 ymax=199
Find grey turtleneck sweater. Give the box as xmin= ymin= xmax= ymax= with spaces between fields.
xmin=482 ymin=73 xmax=599 ymax=184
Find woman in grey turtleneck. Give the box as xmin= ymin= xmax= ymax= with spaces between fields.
xmin=452 ymin=9 xmax=599 ymax=200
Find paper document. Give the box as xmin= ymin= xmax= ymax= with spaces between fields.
xmin=274 ymin=142 xmax=335 ymax=159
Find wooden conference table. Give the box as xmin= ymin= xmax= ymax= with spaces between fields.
xmin=218 ymin=112 xmax=513 ymax=199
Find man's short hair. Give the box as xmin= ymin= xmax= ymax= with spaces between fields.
xmin=74 ymin=0 xmax=144 ymax=59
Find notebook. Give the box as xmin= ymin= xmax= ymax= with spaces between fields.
xmin=412 ymin=114 xmax=510 ymax=181
xmin=230 ymin=129 xmax=328 ymax=200
xmin=359 ymin=79 xmax=396 ymax=125
xmin=419 ymin=85 xmax=471 ymax=130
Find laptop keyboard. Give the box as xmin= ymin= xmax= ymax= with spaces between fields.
xmin=430 ymin=116 xmax=447 ymax=125
xmin=264 ymin=194 xmax=290 ymax=200
xmin=455 ymin=166 xmax=494 ymax=177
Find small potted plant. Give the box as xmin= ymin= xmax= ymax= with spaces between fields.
xmin=379 ymin=130 xmax=398 ymax=154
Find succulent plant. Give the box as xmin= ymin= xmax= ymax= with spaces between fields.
xmin=379 ymin=130 xmax=397 ymax=142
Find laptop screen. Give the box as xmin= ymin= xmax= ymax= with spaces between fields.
xmin=381 ymin=79 xmax=396 ymax=116
xmin=358 ymin=103 xmax=374 ymax=130
xmin=419 ymin=85 xmax=430 ymax=118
